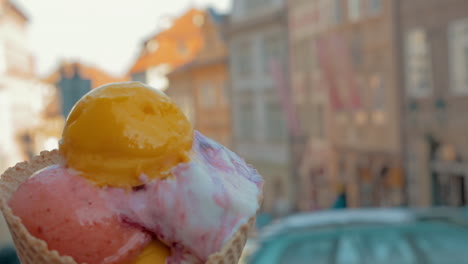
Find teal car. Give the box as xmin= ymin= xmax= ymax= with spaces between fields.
xmin=248 ymin=209 xmax=468 ymax=264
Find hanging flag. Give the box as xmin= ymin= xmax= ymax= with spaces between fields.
xmin=316 ymin=36 xmax=344 ymax=111
xmin=331 ymin=33 xmax=362 ymax=110
xmin=343 ymin=36 xmax=362 ymax=110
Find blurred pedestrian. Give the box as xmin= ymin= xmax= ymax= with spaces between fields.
xmin=0 ymin=246 xmax=20 ymax=264
xmin=332 ymin=184 xmax=347 ymax=209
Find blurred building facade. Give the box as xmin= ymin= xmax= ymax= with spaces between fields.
xmin=0 ymin=0 xmax=55 ymax=170
xmin=0 ymin=0 xmax=33 ymax=168
xmin=229 ymin=0 xmax=292 ymax=216
xmin=129 ymin=9 xmax=206 ymax=91
xmin=166 ymin=9 xmax=232 ymax=147
xmin=0 ymin=0 xmax=58 ymax=248
xmin=288 ymin=0 xmax=405 ymax=209
xmin=402 ymin=0 xmax=468 ymax=207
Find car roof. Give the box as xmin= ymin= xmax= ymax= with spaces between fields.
xmin=259 ymin=208 xmax=466 ymax=240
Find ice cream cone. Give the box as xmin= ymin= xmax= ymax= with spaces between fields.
xmin=205 ymin=216 xmax=256 ymax=264
xmin=0 ymin=150 xmax=259 ymax=264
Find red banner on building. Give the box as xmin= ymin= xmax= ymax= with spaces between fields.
xmin=316 ymin=36 xmax=344 ymax=111
xmin=332 ymin=34 xmax=362 ymax=110
xmin=317 ymin=34 xmax=362 ymax=111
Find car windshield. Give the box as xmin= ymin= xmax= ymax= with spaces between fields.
xmin=251 ymin=221 xmax=468 ymax=264
xmin=407 ymin=222 xmax=468 ymax=264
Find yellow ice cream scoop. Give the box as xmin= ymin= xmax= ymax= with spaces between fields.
xmin=132 ymin=240 xmax=171 ymax=264
xmin=59 ymin=82 xmax=193 ymax=187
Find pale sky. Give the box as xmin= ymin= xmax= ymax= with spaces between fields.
xmin=14 ymin=0 xmax=231 ymax=77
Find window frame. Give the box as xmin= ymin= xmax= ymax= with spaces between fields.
xmin=368 ymin=0 xmax=383 ymax=16
xmin=404 ymin=28 xmax=433 ymax=98
xmin=199 ymin=81 xmax=217 ymax=109
xmin=348 ymin=0 xmax=362 ymax=22
xmin=449 ymin=17 xmax=468 ymax=96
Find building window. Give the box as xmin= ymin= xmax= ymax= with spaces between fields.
xmin=266 ymin=102 xmax=287 ymax=142
xmin=369 ymin=73 xmax=386 ymax=124
xmin=348 ymin=0 xmax=362 ymax=22
xmin=245 ymin=0 xmax=268 ymax=12
xmin=238 ymin=100 xmax=255 ymax=141
xmin=193 ymin=14 xmax=205 ymax=27
xmin=334 ymin=0 xmax=343 ymax=23
xmin=449 ymin=18 xmax=468 ymax=95
xmin=369 ymin=73 xmax=385 ymax=110
xmin=368 ymin=0 xmax=382 ymax=15
xmin=405 ymin=29 xmax=432 ymax=97
xmin=293 ymin=37 xmax=316 ymax=103
xmin=351 ymin=34 xmax=363 ymax=68
xmin=234 ymin=41 xmax=253 ymax=78
xmin=200 ymin=82 xmax=217 ymax=108
xmin=146 ymin=40 xmax=159 ymax=53
xmin=263 ymin=34 xmax=283 ymax=74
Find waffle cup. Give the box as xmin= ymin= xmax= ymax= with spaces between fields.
xmin=0 ymin=150 xmax=259 ymax=264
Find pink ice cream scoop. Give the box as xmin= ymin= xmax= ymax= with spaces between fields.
xmin=8 ymin=166 xmax=151 ymax=264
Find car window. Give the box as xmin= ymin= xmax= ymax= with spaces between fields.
xmin=248 ymin=238 xmax=292 ymax=264
xmin=409 ymin=223 xmax=468 ymax=264
xmin=360 ymin=230 xmax=417 ymax=264
xmin=336 ymin=234 xmax=362 ymax=264
xmin=277 ymin=234 xmax=338 ymax=264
